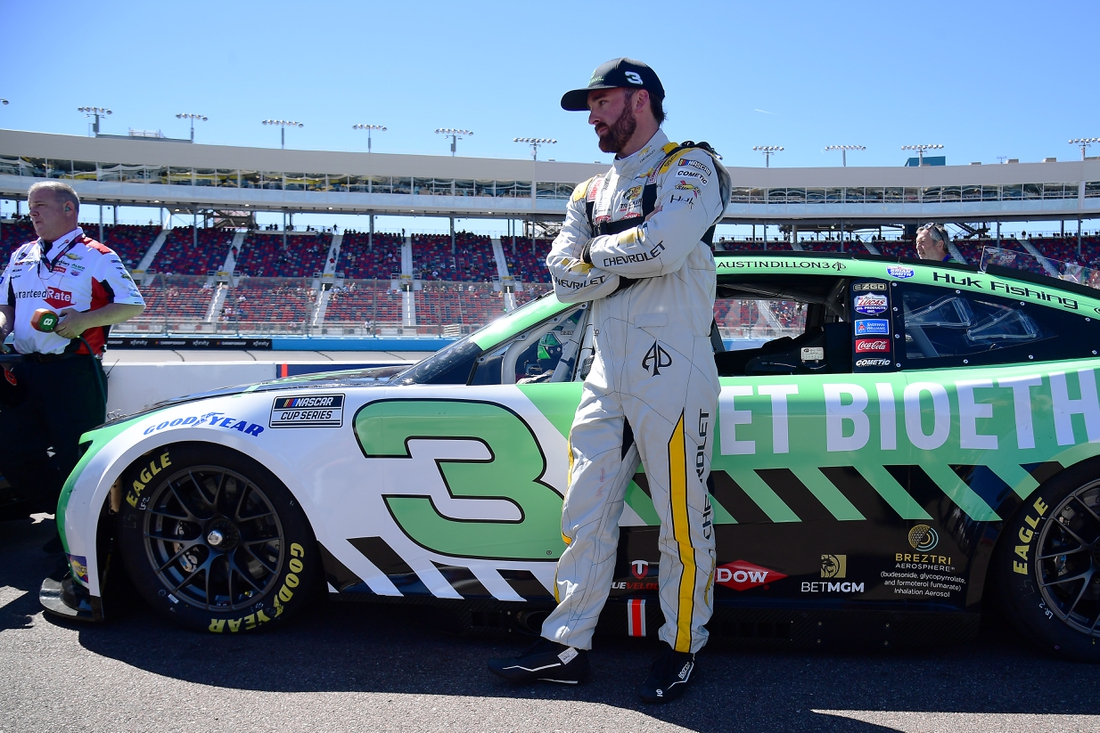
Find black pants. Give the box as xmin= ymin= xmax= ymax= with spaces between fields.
xmin=0 ymin=355 xmax=106 ymax=515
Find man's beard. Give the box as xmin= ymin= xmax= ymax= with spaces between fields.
xmin=597 ymin=101 xmax=637 ymax=154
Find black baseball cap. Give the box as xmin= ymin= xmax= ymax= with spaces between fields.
xmin=560 ymin=58 xmax=665 ymax=112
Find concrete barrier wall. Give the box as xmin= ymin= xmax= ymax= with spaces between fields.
xmin=105 ymin=362 xmax=278 ymax=417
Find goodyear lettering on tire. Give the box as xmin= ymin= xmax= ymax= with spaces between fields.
xmin=208 ymin=542 xmax=306 ymax=633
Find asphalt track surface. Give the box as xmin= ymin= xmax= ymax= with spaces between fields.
xmin=2 ymin=516 xmax=1099 ymax=733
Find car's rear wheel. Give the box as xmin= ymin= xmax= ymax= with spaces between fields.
xmin=117 ymin=443 xmax=318 ymax=633
xmin=995 ymin=460 xmax=1100 ymax=661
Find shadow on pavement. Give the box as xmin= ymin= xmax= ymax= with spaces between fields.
xmin=6 ymin=516 xmax=1099 ymax=732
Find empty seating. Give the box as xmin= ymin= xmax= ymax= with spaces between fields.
xmin=153 ymin=228 xmax=233 ymax=275
xmin=503 ymin=238 xmax=551 ymax=283
xmin=0 ymin=221 xmax=38 ymax=250
xmin=235 ymin=232 xmax=329 ymax=278
xmin=133 ymin=276 xmax=215 ymax=323
xmin=419 ymin=282 xmax=505 ymax=332
xmin=99 ymin=224 xmax=160 ymax=269
xmin=228 ymin=279 xmax=317 ymax=323
xmin=454 ymin=232 xmax=497 ymax=281
xmin=336 ymin=231 xmax=402 ymax=279
xmin=412 ymin=233 xmax=454 ymax=280
xmin=324 ymin=281 xmax=403 ymax=328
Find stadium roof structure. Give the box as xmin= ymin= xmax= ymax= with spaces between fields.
xmin=2 ymin=129 xmax=1100 ymax=226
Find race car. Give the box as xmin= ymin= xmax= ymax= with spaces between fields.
xmin=41 ymin=251 xmax=1100 ymax=661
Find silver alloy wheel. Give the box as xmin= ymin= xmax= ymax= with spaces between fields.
xmin=1034 ymin=480 xmax=1100 ymax=637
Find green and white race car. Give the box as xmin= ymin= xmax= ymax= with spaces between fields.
xmin=41 ymin=251 xmax=1100 ymax=661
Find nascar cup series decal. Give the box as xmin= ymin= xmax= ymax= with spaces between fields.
xmin=270 ymin=394 xmax=345 ymax=428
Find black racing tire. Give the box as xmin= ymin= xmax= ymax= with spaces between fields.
xmin=116 ymin=442 xmax=319 ymax=634
xmin=995 ymin=459 xmax=1100 ymax=662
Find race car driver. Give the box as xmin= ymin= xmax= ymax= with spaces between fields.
xmin=0 ymin=181 xmax=145 ymax=526
xmin=488 ymin=58 xmax=730 ymax=703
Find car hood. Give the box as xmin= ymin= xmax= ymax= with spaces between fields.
xmin=104 ymin=364 xmax=405 ymax=427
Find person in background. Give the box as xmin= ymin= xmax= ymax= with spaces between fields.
xmin=915 ymin=222 xmax=955 ymax=261
xmin=0 ymin=181 xmax=144 ymax=529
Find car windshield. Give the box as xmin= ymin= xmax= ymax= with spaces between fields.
xmin=394 ymin=292 xmax=561 ymax=384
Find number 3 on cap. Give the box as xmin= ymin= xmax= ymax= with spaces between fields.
xmin=625 ymin=71 xmax=643 ymax=85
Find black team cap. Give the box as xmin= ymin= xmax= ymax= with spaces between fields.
xmin=560 ymin=58 xmax=665 ymax=112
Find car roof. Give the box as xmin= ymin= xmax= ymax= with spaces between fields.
xmin=713 ymin=250 xmax=1100 ymax=316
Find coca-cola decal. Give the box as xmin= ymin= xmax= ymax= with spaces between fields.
xmin=855 ymin=338 xmax=891 ymax=353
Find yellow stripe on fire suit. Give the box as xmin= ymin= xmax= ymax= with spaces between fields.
xmin=668 ymin=411 xmax=695 ymax=652
xmin=562 ymin=436 xmax=574 ymax=549
xmin=656 ymin=146 xmax=693 ymax=176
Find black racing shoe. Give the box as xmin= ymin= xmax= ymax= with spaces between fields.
xmin=638 ymin=647 xmax=697 ymax=703
xmin=488 ymin=638 xmax=590 ymax=685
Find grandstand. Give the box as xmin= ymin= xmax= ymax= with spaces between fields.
xmin=153 ymin=227 xmax=232 ymax=275
xmin=4 ymin=128 xmax=1100 ymax=342
xmin=336 ymin=231 xmax=403 ymax=279
xmin=235 ymin=231 xmax=329 ymax=278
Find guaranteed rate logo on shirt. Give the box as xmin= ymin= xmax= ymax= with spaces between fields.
xmin=44 ymin=287 xmax=73 ymax=309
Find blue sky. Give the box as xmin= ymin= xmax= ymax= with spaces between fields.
xmin=2 ymin=0 xmax=1098 ymax=234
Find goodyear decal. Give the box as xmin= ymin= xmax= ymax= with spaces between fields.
xmin=142 ymin=411 xmax=264 ymax=437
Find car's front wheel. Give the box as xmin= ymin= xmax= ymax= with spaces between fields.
xmin=996 ymin=460 xmax=1100 ymax=661
xmin=117 ymin=443 xmax=318 ymax=633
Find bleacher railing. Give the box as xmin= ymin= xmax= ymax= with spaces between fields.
xmin=111 ymin=275 xmax=537 ymax=337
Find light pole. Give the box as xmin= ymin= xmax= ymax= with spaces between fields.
xmin=176 ymin=113 xmax=207 ymax=142
xmin=436 ymin=128 xmax=473 ymax=156
xmin=1069 ymin=138 xmax=1100 ymax=161
xmin=353 ymin=123 xmax=386 ymax=152
xmin=901 ymin=143 xmax=943 ymax=166
xmin=753 ymin=145 xmax=783 ymax=167
xmin=825 ymin=144 xmax=865 ymax=167
xmin=262 ymin=119 xmax=303 ymax=149
xmin=514 ymin=137 xmax=557 ymax=161
xmin=77 ymin=106 xmax=112 ymax=136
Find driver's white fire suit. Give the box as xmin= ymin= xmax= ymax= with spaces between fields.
xmin=543 ymin=129 xmax=731 ymax=654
